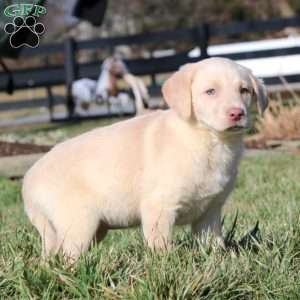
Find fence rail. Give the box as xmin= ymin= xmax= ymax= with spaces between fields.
xmin=19 ymin=15 xmax=300 ymax=57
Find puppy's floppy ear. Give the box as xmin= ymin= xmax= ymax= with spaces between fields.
xmin=162 ymin=63 xmax=198 ymax=120
xmin=250 ymin=75 xmax=268 ymax=115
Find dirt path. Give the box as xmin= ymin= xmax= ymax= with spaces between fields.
xmin=0 ymin=141 xmax=51 ymax=157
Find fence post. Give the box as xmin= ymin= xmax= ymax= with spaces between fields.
xmin=194 ymin=23 xmax=210 ymax=59
xmin=46 ymin=85 xmax=55 ymax=121
xmin=64 ymin=38 xmax=77 ymax=119
xmin=43 ymin=56 xmax=55 ymax=121
xmin=150 ymin=51 xmax=158 ymax=88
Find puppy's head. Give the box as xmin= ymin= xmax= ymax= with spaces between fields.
xmin=162 ymin=57 xmax=268 ymax=132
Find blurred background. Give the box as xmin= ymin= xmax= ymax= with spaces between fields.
xmin=0 ymin=0 xmax=300 ymax=177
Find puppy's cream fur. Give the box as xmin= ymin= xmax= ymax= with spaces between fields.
xmin=22 ymin=58 xmax=268 ymax=259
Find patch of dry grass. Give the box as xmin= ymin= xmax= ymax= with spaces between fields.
xmin=245 ymin=95 xmax=300 ymax=150
xmin=256 ymin=100 xmax=300 ymax=141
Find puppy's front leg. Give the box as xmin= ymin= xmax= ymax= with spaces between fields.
xmin=191 ymin=203 xmax=224 ymax=247
xmin=141 ymin=203 xmax=175 ymax=250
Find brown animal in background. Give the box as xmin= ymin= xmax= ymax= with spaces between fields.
xmin=96 ymin=56 xmax=150 ymax=114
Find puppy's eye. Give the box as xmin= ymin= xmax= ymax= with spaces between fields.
xmin=205 ymin=88 xmax=216 ymax=96
xmin=240 ymin=87 xmax=250 ymax=94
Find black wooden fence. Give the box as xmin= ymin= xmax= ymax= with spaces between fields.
xmin=1 ymin=15 xmax=300 ymax=121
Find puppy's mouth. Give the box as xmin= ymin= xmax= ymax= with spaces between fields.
xmin=226 ymin=125 xmax=246 ymax=132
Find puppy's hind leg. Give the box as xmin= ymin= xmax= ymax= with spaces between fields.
xmin=55 ymin=211 xmax=104 ymax=261
xmin=24 ymin=202 xmax=58 ymax=259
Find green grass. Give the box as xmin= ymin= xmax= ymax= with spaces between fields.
xmin=0 ymin=154 xmax=300 ymax=299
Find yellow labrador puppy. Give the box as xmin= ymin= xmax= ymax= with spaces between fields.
xmin=22 ymin=57 xmax=268 ymax=259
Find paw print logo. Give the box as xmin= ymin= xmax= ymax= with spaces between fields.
xmin=4 ymin=16 xmax=45 ymax=48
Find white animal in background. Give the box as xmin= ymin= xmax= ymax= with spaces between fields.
xmin=106 ymin=75 xmax=149 ymax=115
xmin=72 ymin=56 xmax=150 ymax=115
xmin=23 ymin=58 xmax=268 ymax=260
xmin=71 ymin=78 xmax=97 ymax=111
xmin=94 ymin=57 xmax=150 ymax=114
xmin=94 ymin=59 xmax=113 ymax=104
xmin=95 ymin=57 xmax=128 ymax=104
xmin=72 ymin=57 xmax=128 ymax=113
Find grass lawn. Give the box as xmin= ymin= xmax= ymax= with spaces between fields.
xmin=0 ymin=154 xmax=300 ymax=299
